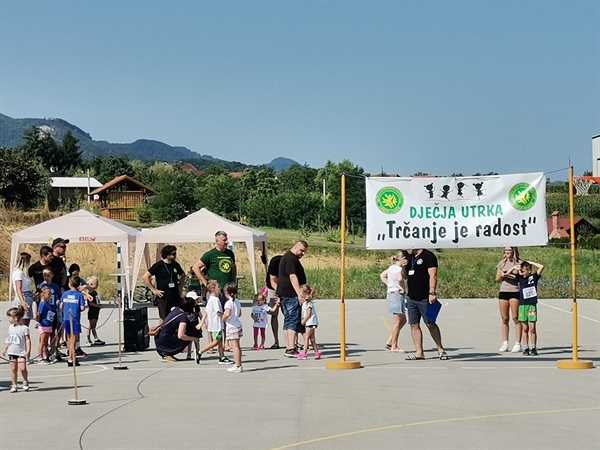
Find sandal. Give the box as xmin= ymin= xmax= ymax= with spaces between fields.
xmin=439 ymin=351 xmax=449 ymax=360
xmin=385 ymin=344 xmax=392 ymax=350
xmin=405 ymin=354 xmax=425 ymax=361
xmin=389 ymin=348 xmax=405 ymax=353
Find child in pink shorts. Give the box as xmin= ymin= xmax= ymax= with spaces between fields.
xmin=36 ymin=286 xmax=56 ymax=364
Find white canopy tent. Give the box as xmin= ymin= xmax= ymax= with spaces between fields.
xmin=10 ymin=209 xmax=139 ymax=300
xmin=131 ymin=208 xmax=267 ymax=301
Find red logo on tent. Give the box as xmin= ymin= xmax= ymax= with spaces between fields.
xmin=79 ymin=237 xmax=97 ymax=242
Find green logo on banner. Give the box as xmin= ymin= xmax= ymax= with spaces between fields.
xmin=376 ymin=187 xmax=403 ymax=214
xmin=509 ymin=183 xmax=537 ymax=211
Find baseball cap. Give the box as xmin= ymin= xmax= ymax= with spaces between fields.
xmin=185 ymin=291 xmax=199 ymax=300
xmin=52 ymin=238 xmax=70 ymax=247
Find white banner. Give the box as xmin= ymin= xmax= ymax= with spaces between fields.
xmin=366 ymin=173 xmax=548 ymax=249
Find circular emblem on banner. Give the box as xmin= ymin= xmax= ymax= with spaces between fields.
xmin=376 ymin=187 xmax=403 ymax=214
xmin=508 ymin=183 xmax=537 ymax=211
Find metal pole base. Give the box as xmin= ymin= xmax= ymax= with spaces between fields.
xmin=113 ymin=365 xmax=129 ymax=370
xmin=557 ymin=359 xmax=594 ymax=370
xmin=325 ymin=360 xmax=362 ymax=370
xmin=68 ymin=399 xmax=88 ymax=405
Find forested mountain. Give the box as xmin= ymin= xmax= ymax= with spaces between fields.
xmin=0 ymin=113 xmax=297 ymax=170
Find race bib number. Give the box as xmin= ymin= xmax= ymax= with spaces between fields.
xmin=522 ymin=286 xmax=537 ymax=299
xmin=46 ymin=311 xmax=56 ymax=322
xmin=5 ymin=334 xmax=21 ymax=345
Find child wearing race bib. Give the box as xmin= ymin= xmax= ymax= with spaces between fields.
xmin=508 ymin=261 xmax=544 ymax=356
xmin=2 ymin=307 xmax=31 ymax=392
xmin=36 ymin=286 xmax=56 ymax=364
xmin=297 ymin=284 xmax=321 ymax=360
xmin=251 ymin=293 xmax=280 ymax=350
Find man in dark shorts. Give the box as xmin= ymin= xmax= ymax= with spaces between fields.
xmin=192 ymin=231 xmax=236 ymax=307
xmin=401 ymin=248 xmax=448 ymax=360
xmin=277 ymin=241 xmax=308 ymax=358
xmin=143 ymin=245 xmax=185 ymax=323
xmin=266 ymin=255 xmax=282 ymax=349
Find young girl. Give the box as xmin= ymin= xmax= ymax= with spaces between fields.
xmin=85 ymin=276 xmax=105 ymax=346
xmin=12 ymin=252 xmax=34 ymax=327
xmin=2 ymin=307 xmax=31 ymax=392
xmin=251 ymin=293 xmax=280 ymax=350
xmin=36 ymin=286 xmax=56 ymax=364
xmin=68 ymin=264 xmax=87 ymax=286
xmin=184 ymin=291 xmax=203 ymax=361
xmin=222 ymin=282 xmax=243 ymax=373
xmin=297 ymin=284 xmax=321 ymax=360
xmin=38 ymin=267 xmax=63 ymax=361
xmin=196 ymin=281 xmax=232 ymax=365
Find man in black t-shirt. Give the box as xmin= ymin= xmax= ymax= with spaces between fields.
xmin=143 ymin=245 xmax=185 ymax=322
xmin=401 ymin=249 xmax=447 ymax=360
xmin=50 ymin=238 xmax=69 ymax=290
xmin=29 ymin=246 xmax=55 ymax=287
xmin=276 ymin=241 xmax=308 ymax=358
xmin=265 ymin=255 xmax=282 ymax=349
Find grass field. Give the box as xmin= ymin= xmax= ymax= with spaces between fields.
xmin=1 ymin=214 xmax=598 ymax=301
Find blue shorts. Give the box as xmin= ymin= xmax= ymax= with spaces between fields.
xmin=63 ymin=320 xmax=82 ymax=335
xmin=407 ymin=297 xmax=432 ymax=325
xmin=281 ymin=297 xmax=304 ymax=333
xmin=387 ymin=292 xmax=406 ymax=315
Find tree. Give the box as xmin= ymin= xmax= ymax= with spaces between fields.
xmin=59 ymin=131 xmax=83 ymax=172
xmin=278 ymin=164 xmax=319 ymax=194
xmin=88 ymin=156 xmax=134 ymax=183
xmin=16 ymin=126 xmax=59 ymax=172
xmin=197 ymin=174 xmax=241 ymax=220
xmin=149 ymin=168 xmax=198 ymax=221
xmin=0 ymin=147 xmax=51 ymax=209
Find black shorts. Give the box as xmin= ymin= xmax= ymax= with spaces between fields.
xmin=156 ymin=296 xmax=181 ymax=320
xmin=499 ymin=291 xmax=519 ymax=301
xmin=88 ymin=307 xmax=100 ymax=321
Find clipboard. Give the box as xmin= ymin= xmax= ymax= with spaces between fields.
xmin=425 ymin=300 xmax=442 ymax=323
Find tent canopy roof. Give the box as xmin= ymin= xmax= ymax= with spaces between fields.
xmin=137 ymin=208 xmax=266 ymax=244
xmin=12 ymin=209 xmax=139 ymax=244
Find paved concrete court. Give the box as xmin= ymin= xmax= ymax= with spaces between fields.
xmin=1 ymin=298 xmax=598 ymax=450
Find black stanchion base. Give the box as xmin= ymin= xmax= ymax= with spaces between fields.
xmin=113 ymin=365 xmax=129 ymax=370
xmin=68 ymin=399 xmax=88 ymax=405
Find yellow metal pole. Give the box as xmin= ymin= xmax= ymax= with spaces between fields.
xmin=557 ymin=167 xmax=593 ymax=370
xmin=326 ymin=173 xmax=361 ymax=370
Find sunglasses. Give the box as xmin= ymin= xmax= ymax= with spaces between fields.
xmin=170 ymin=253 xmax=177 ymax=256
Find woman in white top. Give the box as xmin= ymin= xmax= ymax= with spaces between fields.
xmin=12 ymin=252 xmax=34 ymax=326
xmin=380 ymin=251 xmax=407 ymax=352
xmin=495 ymin=247 xmax=522 ymax=353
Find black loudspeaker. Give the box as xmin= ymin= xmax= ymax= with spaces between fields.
xmin=123 ymin=307 xmax=150 ymax=351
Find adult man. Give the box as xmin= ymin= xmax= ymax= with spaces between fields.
xmin=276 ymin=241 xmax=308 ymax=358
xmin=143 ymin=245 xmax=185 ymax=323
xmin=192 ymin=231 xmax=236 ymax=305
xmin=265 ymin=255 xmax=283 ymax=349
xmin=401 ymin=248 xmax=448 ymax=360
xmin=28 ymin=246 xmax=56 ymax=287
xmin=50 ymin=238 xmax=69 ymax=290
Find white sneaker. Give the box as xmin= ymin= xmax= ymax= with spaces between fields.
xmin=498 ymin=341 xmax=509 ymax=352
xmin=227 ymin=365 xmax=243 ymax=373
xmin=10 ymin=385 xmax=17 ymax=393
xmin=22 ymin=382 xmax=30 ymax=392
xmin=511 ymin=342 xmax=522 ymax=353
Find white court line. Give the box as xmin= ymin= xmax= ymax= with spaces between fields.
xmin=539 ymin=302 xmax=600 ymax=323
xmin=0 ymin=365 xmax=109 ymax=379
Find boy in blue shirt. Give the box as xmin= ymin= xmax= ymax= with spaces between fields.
xmin=508 ymin=261 xmax=545 ymax=356
xmin=60 ymin=276 xmax=87 ymax=366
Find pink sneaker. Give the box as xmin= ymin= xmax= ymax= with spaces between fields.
xmin=314 ymin=352 xmax=322 ymax=360
xmin=252 ymin=344 xmax=259 ymax=350
xmin=258 ymin=344 xmax=265 ymax=350
xmin=296 ymin=353 xmax=307 ymax=360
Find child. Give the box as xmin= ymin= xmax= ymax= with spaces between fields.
xmin=297 ymin=284 xmax=321 ymax=360
xmin=2 ymin=307 xmax=31 ymax=392
xmin=222 ymin=282 xmax=244 ymax=373
xmin=196 ymin=280 xmax=233 ymax=365
xmin=510 ymin=261 xmax=545 ymax=356
xmin=187 ymin=266 xmax=202 ymax=295
xmin=85 ymin=276 xmax=105 ymax=346
xmin=68 ymin=264 xmax=87 ymax=286
xmin=36 ymin=286 xmax=56 ymax=364
xmin=60 ymin=276 xmax=87 ymax=366
xmin=251 ymin=293 xmax=280 ymax=350
xmin=38 ymin=267 xmax=63 ymax=362
xmin=184 ymin=291 xmax=203 ymax=361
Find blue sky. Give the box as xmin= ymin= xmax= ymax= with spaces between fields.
xmin=1 ymin=1 xmax=598 ymax=178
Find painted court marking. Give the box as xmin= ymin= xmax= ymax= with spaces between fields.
xmin=270 ymin=406 xmax=600 ymax=450
xmin=539 ymin=301 xmax=600 ymax=323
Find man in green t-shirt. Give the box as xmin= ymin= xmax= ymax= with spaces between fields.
xmin=192 ymin=231 xmax=236 ymax=304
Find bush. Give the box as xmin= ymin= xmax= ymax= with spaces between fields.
xmin=135 ymin=205 xmax=153 ymax=224
xmin=578 ymin=235 xmax=600 ymax=250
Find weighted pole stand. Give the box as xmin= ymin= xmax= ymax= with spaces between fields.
xmin=67 ymin=313 xmax=87 ymax=405
xmin=110 ymin=272 xmax=129 ymax=371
